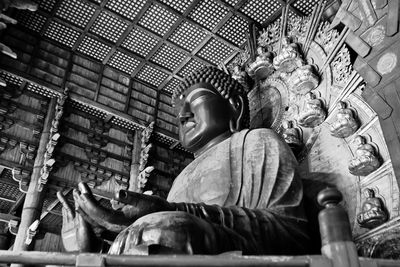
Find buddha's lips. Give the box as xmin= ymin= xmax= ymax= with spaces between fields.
xmin=185 ymin=121 xmax=196 ymax=128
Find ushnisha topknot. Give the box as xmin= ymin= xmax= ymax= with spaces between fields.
xmin=172 ymin=66 xmax=250 ymax=129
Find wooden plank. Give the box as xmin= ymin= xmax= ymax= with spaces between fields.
xmin=361 ymin=87 xmax=392 ymax=119
xmin=353 ymin=57 xmax=381 ymax=87
xmin=345 ymin=30 xmax=371 ymax=57
xmin=387 ymin=0 xmax=400 ymax=36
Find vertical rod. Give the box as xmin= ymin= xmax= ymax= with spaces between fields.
xmin=128 ymin=129 xmax=142 ymax=192
xmin=11 ymin=97 xmax=57 ymax=266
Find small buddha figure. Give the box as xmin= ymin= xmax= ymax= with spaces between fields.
xmin=298 ymin=92 xmax=326 ymax=128
xmin=58 ymin=67 xmax=310 ymax=255
xmin=248 ymin=47 xmax=274 ymax=80
xmin=273 ymin=37 xmax=303 ymax=73
xmin=281 ymin=120 xmax=303 ymax=156
xmin=231 ymin=65 xmax=252 ymax=92
xmin=288 ymin=64 xmax=320 ymax=95
xmin=348 ymin=135 xmax=381 ymax=176
xmin=357 ymin=188 xmax=388 ymax=229
xmin=329 ymin=101 xmax=359 ymax=138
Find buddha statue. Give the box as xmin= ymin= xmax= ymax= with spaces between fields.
xmin=248 ymin=47 xmax=274 ymax=80
xmin=273 ymin=37 xmax=303 ymax=73
xmin=357 ymin=188 xmax=388 ymax=229
xmin=348 ymin=135 xmax=381 ymax=176
xmin=298 ymin=92 xmax=326 ymax=128
xmin=329 ymin=101 xmax=359 ymax=138
xmin=281 ymin=120 xmax=303 ymax=156
xmin=58 ymin=67 xmax=310 ymax=255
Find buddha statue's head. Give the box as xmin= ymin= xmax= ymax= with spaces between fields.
xmin=172 ymin=67 xmax=249 ymax=155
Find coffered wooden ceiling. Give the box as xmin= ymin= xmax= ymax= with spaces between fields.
xmin=1 ymin=0 xmax=319 ymax=145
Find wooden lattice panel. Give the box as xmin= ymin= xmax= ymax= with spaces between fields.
xmin=178 ymin=58 xmax=206 ymax=78
xmin=110 ymin=116 xmax=142 ymax=131
xmin=121 ymin=27 xmax=159 ymax=57
xmin=151 ymin=44 xmax=187 ymax=72
xmin=90 ymin=12 xmax=128 ymax=43
xmin=138 ymin=4 xmax=179 ymax=37
xmin=44 ymin=21 xmax=80 ymax=48
xmin=69 ymin=100 xmax=108 ymax=120
xmin=136 ymin=65 xmax=169 ymax=87
xmin=159 ymin=0 xmax=193 ymax=14
xmin=0 ymin=73 xmax=23 ymax=86
xmin=240 ymin=0 xmax=281 ymax=24
xmin=168 ymin=21 xmax=207 ymax=51
xmin=105 ymin=0 xmax=147 ymax=21
xmin=293 ymin=0 xmax=320 ymax=15
xmin=197 ymin=38 xmax=235 ymax=65
xmin=107 ymin=50 xmax=141 ymax=75
xmin=56 ymin=0 xmax=96 ymax=28
xmin=38 ymin=0 xmax=57 ymax=13
xmin=224 ymin=0 xmax=241 ymax=7
xmin=14 ymin=10 xmax=46 ymax=32
xmin=189 ymin=0 xmax=229 ymax=31
xmin=27 ymin=83 xmax=59 ymax=98
xmin=162 ymin=77 xmax=181 ymax=94
xmin=77 ymin=36 xmax=112 ymax=62
xmin=217 ymin=14 xmax=248 ymax=46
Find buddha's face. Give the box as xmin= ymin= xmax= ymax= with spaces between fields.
xmin=175 ymin=83 xmax=232 ymax=154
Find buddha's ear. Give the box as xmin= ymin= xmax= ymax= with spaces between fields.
xmin=229 ymin=95 xmax=245 ymax=133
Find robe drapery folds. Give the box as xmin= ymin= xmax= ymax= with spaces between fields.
xmin=109 ymin=129 xmax=310 ymax=255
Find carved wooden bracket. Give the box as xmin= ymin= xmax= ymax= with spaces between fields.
xmin=84 ymin=146 xmax=107 ymax=164
xmin=87 ymin=118 xmax=111 ymax=149
xmin=19 ymin=141 xmax=37 ymax=165
xmin=0 ymin=115 xmax=14 ymax=131
xmin=12 ymin=167 xmax=31 ymax=193
xmin=38 ymin=88 xmax=68 ymax=191
xmin=0 ymin=136 xmax=17 ymax=155
xmin=73 ymin=161 xmax=128 ymax=188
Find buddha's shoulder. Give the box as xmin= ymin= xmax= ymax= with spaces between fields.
xmin=235 ymin=128 xmax=282 ymax=143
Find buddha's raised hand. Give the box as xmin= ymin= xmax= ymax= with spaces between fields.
xmin=57 ymin=191 xmax=100 ymax=252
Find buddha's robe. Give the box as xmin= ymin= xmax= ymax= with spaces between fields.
xmin=109 ymin=129 xmax=310 ymax=255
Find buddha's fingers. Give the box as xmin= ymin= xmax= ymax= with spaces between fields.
xmin=57 ymin=191 xmax=74 ymax=219
xmin=0 ymin=78 xmax=6 ymax=87
xmin=0 ymin=42 xmax=17 ymax=58
xmin=0 ymin=14 xmax=16 ymax=24
xmin=78 ymin=182 xmax=97 ymax=202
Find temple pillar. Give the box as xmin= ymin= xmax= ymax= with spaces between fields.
xmin=11 ymin=98 xmax=57 ymax=266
